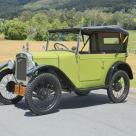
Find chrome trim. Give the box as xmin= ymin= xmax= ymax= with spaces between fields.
xmin=8 ymin=60 xmax=15 ymax=70
xmin=15 ymin=53 xmax=27 ymax=82
xmin=76 ymin=30 xmax=82 ymax=55
xmin=0 ymin=62 xmax=8 ymax=70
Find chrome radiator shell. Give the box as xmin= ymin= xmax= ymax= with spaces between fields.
xmin=15 ymin=53 xmax=27 ymax=82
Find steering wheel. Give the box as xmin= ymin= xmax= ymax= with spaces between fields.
xmin=54 ymin=43 xmax=69 ymax=50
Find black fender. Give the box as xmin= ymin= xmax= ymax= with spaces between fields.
xmin=0 ymin=60 xmax=15 ymax=72
xmin=0 ymin=62 xmax=8 ymax=71
xmin=29 ymin=65 xmax=76 ymax=90
xmin=105 ymin=61 xmax=133 ymax=88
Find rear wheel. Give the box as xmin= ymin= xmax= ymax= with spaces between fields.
xmin=25 ymin=73 xmax=62 ymax=115
xmin=0 ymin=69 xmax=23 ymax=105
xmin=107 ymin=70 xmax=130 ymax=103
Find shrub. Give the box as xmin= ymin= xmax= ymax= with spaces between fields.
xmin=4 ymin=19 xmax=27 ymax=40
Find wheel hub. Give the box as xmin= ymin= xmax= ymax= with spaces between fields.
xmin=38 ymin=88 xmax=49 ymax=100
xmin=6 ymin=81 xmax=16 ymax=93
xmin=114 ymin=82 xmax=122 ymax=92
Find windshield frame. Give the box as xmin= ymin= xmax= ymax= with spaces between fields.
xmin=45 ymin=31 xmax=82 ymax=54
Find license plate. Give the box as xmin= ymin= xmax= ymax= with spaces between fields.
xmin=15 ymin=85 xmax=26 ymax=96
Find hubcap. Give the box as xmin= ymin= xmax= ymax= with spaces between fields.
xmin=114 ymin=82 xmax=122 ymax=92
xmin=31 ymin=82 xmax=57 ymax=110
xmin=6 ymin=81 xmax=16 ymax=93
xmin=112 ymin=76 xmax=125 ymax=98
xmin=37 ymin=88 xmax=49 ymax=100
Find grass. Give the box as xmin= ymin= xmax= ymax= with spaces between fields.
xmin=127 ymin=30 xmax=136 ymax=88
xmin=126 ymin=54 xmax=136 ymax=88
xmin=0 ymin=30 xmax=136 ymax=88
xmin=128 ymin=30 xmax=136 ymax=49
xmin=0 ymin=40 xmax=44 ymax=62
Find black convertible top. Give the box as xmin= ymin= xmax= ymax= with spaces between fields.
xmin=48 ymin=26 xmax=128 ymax=35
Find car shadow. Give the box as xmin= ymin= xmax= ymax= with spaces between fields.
xmin=0 ymin=91 xmax=112 ymax=116
xmin=60 ymin=92 xmax=110 ymax=109
xmin=13 ymin=91 xmax=111 ymax=117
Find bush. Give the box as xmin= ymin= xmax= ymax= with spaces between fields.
xmin=4 ymin=19 xmax=27 ymax=40
xmin=0 ymin=22 xmax=4 ymax=33
xmin=27 ymin=13 xmax=49 ymax=41
xmin=1 ymin=9 xmax=136 ymax=41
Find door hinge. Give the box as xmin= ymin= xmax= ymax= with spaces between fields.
xmin=101 ymin=61 xmax=105 ymax=69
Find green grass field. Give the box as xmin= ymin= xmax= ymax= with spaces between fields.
xmin=127 ymin=31 xmax=136 ymax=88
xmin=128 ymin=30 xmax=136 ymax=49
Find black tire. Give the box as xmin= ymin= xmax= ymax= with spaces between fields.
xmin=107 ymin=70 xmax=130 ymax=103
xmin=25 ymin=73 xmax=62 ymax=115
xmin=74 ymin=90 xmax=90 ymax=96
xmin=0 ymin=69 xmax=23 ymax=105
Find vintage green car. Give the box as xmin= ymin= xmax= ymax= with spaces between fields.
xmin=0 ymin=26 xmax=133 ymax=115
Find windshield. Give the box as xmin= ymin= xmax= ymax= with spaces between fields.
xmin=46 ymin=32 xmax=79 ymax=52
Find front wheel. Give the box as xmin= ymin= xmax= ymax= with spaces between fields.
xmin=107 ymin=70 xmax=130 ymax=103
xmin=25 ymin=73 xmax=62 ymax=115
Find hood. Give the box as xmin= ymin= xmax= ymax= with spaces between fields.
xmin=32 ymin=51 xmax=59 ymax=59
xmin=32 ymin=51 xmax=75 ymax=59
xmin=31 ymin=51 xmax=75 ymax=66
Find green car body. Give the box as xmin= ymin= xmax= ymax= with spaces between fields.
xmin=32 ymin=51 xmax=126 ymax=89
xmin=28 ymin=26 xmax=133 ymax=91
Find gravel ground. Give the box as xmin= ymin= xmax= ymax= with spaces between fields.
xmin=0 ymin=89 xmax=136 ymax=136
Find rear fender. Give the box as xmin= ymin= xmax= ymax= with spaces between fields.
xmin=105 ymin=61 xmax=133 ymax=88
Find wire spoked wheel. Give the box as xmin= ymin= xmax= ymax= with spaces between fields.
xmin=0 ymin=69 xmax=23 ymax=105
xmin=31 ymin=84 xmax=58 ymax=110
xmin=107 ymin=70 xmax=130 ymax=103
xmin=25 ymin=73 xmax=62 ymax=115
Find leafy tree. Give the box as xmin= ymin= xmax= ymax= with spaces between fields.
xmin=1 ymin=8 xmax=136 ymax=41
xmin=4 ymin=19 xmax=27 ymax=40
xmin=0 ymin=22 xmax=4 ymax=33
xmin=27 ymin=13 xmax=50 ymax=41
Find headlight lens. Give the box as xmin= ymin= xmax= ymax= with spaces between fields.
xmin=8 ymin=60 xmax=15 ymax=69
xmin=24 ymin=52 xmax=36 ymax=71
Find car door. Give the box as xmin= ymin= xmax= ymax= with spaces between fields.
xmin=78 ymin=54 xmax=103 ymax=81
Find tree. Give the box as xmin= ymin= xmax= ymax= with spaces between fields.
xmin=0 ymin=22 xmax=3 ymax=33
xmin=27 ymin=13 xmax=50 ymax=41
xmin=4 ymin=19 xmax=27 ymax=40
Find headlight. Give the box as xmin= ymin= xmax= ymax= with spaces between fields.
xmin=24 ymin=52 xmax=36 ymax=72
xmin=8 ymin=60 xmax=15 ymax=69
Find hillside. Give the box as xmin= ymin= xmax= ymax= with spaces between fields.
xmin=0 ymin=0 xmax=136 ymax=18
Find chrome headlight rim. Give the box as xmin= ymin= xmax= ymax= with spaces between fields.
xmin=8 ymin=60 xmax=15 ymax=70
xmin=23 ymin=52 xmax=36 ymax=72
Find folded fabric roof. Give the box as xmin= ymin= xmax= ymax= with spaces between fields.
xmin=48 ymin=26 xmax=128 ymax=35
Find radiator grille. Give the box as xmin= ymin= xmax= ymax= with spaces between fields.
xmin=16 ymin=54 xmax=27 ymax=81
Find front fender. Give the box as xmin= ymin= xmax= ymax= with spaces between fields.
xmin=0 ymin=60 xmax=15 ymax=71
xmin=27 ymin=65 xmax=76 ymax=89
xmin=27 ymin=65 xmax=59 ymax=76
